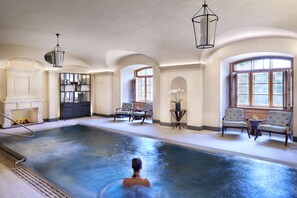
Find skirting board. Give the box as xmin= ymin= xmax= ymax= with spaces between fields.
xmin=92 ymin=113 xmax=113 ymax=118
xmin=153 ymin=119 xmax=160 ymax=124
xmin=43 ymin=118 xmax=59 ymax=122
xmin=160 ymin=121 xmax=220 ymax=132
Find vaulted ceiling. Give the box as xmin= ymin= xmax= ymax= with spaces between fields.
xmin=0 ymin=0 xmax=296 ymax=71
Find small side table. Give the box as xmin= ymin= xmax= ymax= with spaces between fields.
xmin=170 ymin=109 xmax=187 ymax=129
xmin=249 ymin=119 xmax=262 ymax=136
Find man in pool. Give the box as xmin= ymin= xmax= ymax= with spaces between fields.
xmin=122 ymin=158 xmax=151 ymax=187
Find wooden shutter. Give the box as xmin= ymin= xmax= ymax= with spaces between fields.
xmin=283 ymin=69 xmax=293 ymax=110
xmin=229 ymin=72 xmax=237 ymax=107
xmin=132 ymin=78 xmax=136 ymax=102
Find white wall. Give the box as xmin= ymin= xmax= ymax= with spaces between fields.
xmin=220 ymin=61 xmax=230 ymax=120
xmin=47 ymin=71 xmax=59 ymax=119
xmin=203 ymin=37 xmax=297 ymax=136
xmin=93 ymin=72 xmax=113 ymax=115
xmin=0 ymin=65 xmax=6 ymax=102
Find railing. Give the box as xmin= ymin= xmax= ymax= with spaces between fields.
xmin=0 ymin=113 xmax=35 ymax=138
xmin=0 ymin=143 xmax=26 ymax=166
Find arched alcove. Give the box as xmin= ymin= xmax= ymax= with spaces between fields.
xmin=170 ymin=77 xmax=187 ymax=124
xmin=120 ymin=64 xmax=149 ymax=103
xmin=112 ymin=54 xmax=160 ymax=121
xmin=220 ymin=52 xmax=294 ymax=121
xmin=203 ymin=37 xmax=297 ymax=134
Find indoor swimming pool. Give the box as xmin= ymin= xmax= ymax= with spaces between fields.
xmin=1 ymin=124 xmax=297 ymax=198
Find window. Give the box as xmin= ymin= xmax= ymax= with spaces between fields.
xmin=134 ymin=67 xmax=153 ymax=102
xmin=237 ymin=73 xmax=249 ymax=106
xmin=230 ymin=57 xmax=293 ymax=109
xmin=253 ymin=72 xmax=269 ymax=106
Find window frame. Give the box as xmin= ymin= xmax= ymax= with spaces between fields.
xmin=230 ymin=56 xmax=293 ymax=110
xmin=134 ymin=67 xmax=153 ymax=102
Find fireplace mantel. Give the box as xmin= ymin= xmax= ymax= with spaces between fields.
xmin=1 ymin=99 xmax=44 ymax=128
xmin=0 ymin=58 xmax=44 ymax=128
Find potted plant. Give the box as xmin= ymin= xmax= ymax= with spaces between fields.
xmin=169 ymin=89 xmax=184 ymax=111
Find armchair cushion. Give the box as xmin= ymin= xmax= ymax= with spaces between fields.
xmin=121 ymin=103 xmax=133 ymax=112
xmin=224 ymin=121 xmax=248 ymax=128
xmin=131 ymin=111 xmax=145 ymax=116
xmin=257 ymin=124 xmax=287 ymax=133
xmin=266 ymin=111 xmax=291 ymax=126
xmin=115 ymin=110 xmax=130 ymax=115
xmin=225 ymin=108 xmax=245 ymax=121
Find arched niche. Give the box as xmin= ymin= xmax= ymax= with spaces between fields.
xmin=170 ymin=77 xmax=187 ymax=124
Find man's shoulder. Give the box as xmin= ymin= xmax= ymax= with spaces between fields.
xmin=122 ymin=178 xmax=132 ymax=185
xmin=141 ymin=178 xmax=151 ymax=187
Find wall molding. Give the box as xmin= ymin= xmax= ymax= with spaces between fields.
xmin=93 ymin=71 xmax=113 ymax=77
xmin=159 ymin=63 xmax=205 ymax=71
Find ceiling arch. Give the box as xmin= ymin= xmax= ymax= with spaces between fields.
xmin=1 ymin=0 xmax=297 ymax=70
xmin=201 ymin=27 xmax=297 ymax=62
xmin=113 ymin=54 xmax=159 ymax=71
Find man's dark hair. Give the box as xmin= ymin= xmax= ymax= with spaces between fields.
xmin=132 ymin=158 xmax=142 ymax=171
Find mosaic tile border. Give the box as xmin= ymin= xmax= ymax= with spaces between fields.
xmin=0 ymin=149 xmax=71 ymax=198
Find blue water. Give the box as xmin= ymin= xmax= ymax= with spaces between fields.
xmin=1 ymin=125 xmax=297 ymax=198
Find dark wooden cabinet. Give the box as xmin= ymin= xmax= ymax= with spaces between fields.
xmin=60 ymin=73 xmax=91 ymax=119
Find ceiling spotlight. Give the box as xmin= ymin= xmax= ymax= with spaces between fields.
xmin=192 ymin=0 xmax=218 ymax=49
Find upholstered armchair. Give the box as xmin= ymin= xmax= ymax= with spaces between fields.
xmin=254 ymin=111 xmax=292 ymax=146
xmin=222 ymin=108 xmax=250 ymax=138
xmin=113 ymin=103 xmax=132 ymax=121
xmin=130 ymin=103 xmax=153 ymax=124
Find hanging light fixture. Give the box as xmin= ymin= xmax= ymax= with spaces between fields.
xmin=44 ymin=33 xmax=65 ymax=67
xmin=51 ymin=33 xmax=65 ymax=67
xmin=192 ymin=0 xmax=218 ymax=49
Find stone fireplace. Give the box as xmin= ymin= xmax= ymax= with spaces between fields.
xmin=1 ymin=100 xmax=43 ymax=128
xmin=0 ymin=58 xmax=43 ymax=128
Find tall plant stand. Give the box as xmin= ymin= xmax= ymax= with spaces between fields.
xmin=170 ymin=109 xmax=187 ymax=129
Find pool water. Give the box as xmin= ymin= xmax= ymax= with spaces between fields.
xmin=1 ymin=125 xmax=297 ymax=198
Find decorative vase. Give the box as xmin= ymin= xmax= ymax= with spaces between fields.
xmin=175 ymin=102 xmax=181 ymax=111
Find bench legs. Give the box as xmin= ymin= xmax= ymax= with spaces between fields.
xmin=222 ymin=127 xmax=250 ymax=139
xmin=254 ymin=130 xmax=288 ymax=146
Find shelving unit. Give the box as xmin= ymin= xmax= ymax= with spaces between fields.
xmin=60 ymin=73 xmax=91 ymax=119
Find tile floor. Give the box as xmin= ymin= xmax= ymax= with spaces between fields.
xmin=1 ymin=116 xmax=297 ymax=197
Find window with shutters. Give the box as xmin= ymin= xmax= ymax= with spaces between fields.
xmin=229 ymin=57 xmax=293 ymax=109
xmin=133 ymin=67 xmax=153 ymax=102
